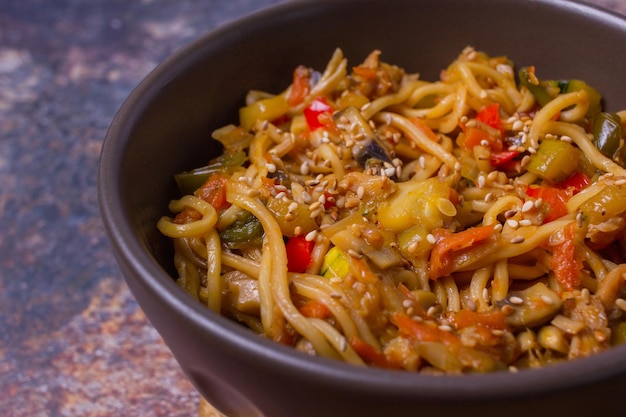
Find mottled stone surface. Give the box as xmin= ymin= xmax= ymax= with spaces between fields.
xmin=0 ymin=1 xmax=286 ymax=416
xmin=0 ymin=0 xmax=624 ymax=416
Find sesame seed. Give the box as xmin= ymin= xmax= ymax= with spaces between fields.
xmin=347 ymin=249 xmax=363 ymax=259
xmin=330 ymin=292 xmax=342 ymax=298
xmin=508 ymin=144 xmax=518 ymax=152
xmin=427 ymin=306 xmax=438 ymax=317
xmin=309 ymin=201 xmax=322 ymax=212
xmin=288 ymin=202 xmax=299 ymax=213
xmin=493 ymin=223 xmax=503 ymax=232
xmin=454 ymin=162 xmax=462 ymax=172
xmin=357 ymin=186 xmax=365 ymax=199
xmin=426 ymin=233 xmax=437 ymax=245
xmin=479 ymin=90 xmax=488 ymax=99
xmin=615 ymin=298 xmax=626 ymax=312
xmin=407 ymin=241 xmax=420 ymax=254
xmin=509 ymin=296 xmax=524 ymax=305
xmin=527 ymin=146 xmax=536 ymax=154
xmin=510 ymin=236 xmax=525 ymax=244
xmin=484 ymin=192 xmax=493 ymax=202
xmin=506 ymin=219 xmax=519 ymax=228
xmin=512 ymin=120 xmax=524 ymax=131
xmin=275 ymin=191 xmax=286 ymax=200
xmin=265 ymin=163 xmax=277 ymax=173
xmin=305 ymin=230 xmax=318 ymax=242
xmin=521 ymin=200 xmax=534 ymax=213
xmin=477 ymin=175 xmax=486 ymax=189
xmin=482 ymin=288 xmax=490 ymax=304
xmin=518 ymin=219 xmax=532 ymax=227
xmin=540 ymin=295 xmax=555 ymax=305
xmin=301 ymin=191 xmax=312 ymax=204
xmin=615 ymin=178 xmax=626 ymax=186
xmin=534 ymin=198 xmax=543 ymax=209
xmin=300 ymin=161 xmax=310 ymax=175
xmin=560 ymin=135 xmax=572 ymax=143
xmin=418 ymin=155 xmax=426 ymax=169
xmin=439 ymin=324 xmax=453 ymax=332
xmin=504 ymin=209 xmax=518 ymax=218
xmin=293 ymin=226 xmax=302 ymax=236
xmin=310 ymin=208 xmax=323 ymax=219
xmin=402 ymin=299 xmax=414 ymax=308
xmin=501 ymin=304 xmax=514 ymax=315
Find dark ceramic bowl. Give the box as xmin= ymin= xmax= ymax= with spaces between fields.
xmin=98 ymin=1 xmax=626 ymax=416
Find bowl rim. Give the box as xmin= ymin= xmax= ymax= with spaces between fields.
xmin=99 ymin=0 xmax=626 ymax=401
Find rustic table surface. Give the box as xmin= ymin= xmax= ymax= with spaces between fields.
xmin=1 ymin=0 xmax=625 ymax=416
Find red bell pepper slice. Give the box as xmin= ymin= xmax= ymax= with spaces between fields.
xmin=555 ymin=171 xmax=591 ymax=195
xmin=304 ymin=97 xmax=333 ymax=131
xmin=476 ymin=103 xmax=504 ymax=135
xmin=490 ymin=150 xmax=520 ymax=167
xmin=285 ymin=235 xmax=314 ymax=273
xmin=525 ymin=186 xmax=571 ymax=222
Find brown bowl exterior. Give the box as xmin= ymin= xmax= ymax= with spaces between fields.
xmin=99 ymin=0 xmax=626 ymax=416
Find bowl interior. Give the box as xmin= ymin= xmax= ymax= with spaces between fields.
xmin=99 ymin=0 xmax=626 ymax=416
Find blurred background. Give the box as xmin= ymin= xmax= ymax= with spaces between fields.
xmin=0 ymin=0 xmax=625 ymax=416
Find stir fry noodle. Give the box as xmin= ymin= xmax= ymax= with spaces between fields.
xmin=158 ymin=47 xmax=626 ymax=373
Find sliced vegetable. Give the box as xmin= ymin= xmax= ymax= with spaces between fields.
xmin=348 ymin=336 xmax=395 ymax=368
xmin=266 ymin=196 xmax=318 ymax=237
xmin=501 ymin=282 xmax=562 ymax=328
xmin=429 ymin=225 xmax=495 ymax=280
xmin=558 ymin=79 xmax=602 ymax=117
xmin=550 ymin=222 xmax=583 ymax=290
xmin=299 ymin=299 xmax=330 ymax=319
xmin=592 ymin=112 xmax=623 ymax=159
xmin=174 ymin=151 xmax=247 ymax=195
xmin=303 ymin=97 xmax=333 ymax=131
xmin=451 ymin=309 xmax=509 ymax=331
xmin=285 ymin=235 xmax=314 ymax=273
xmin=219 ymin=210 xmax=263 ymax=250
xmin=194 ymin=174 xmax=229 ymax=210
xmin=239 ymin=94 xmax=290 ymax=130
xmin=579 ymin=182 xmax=626 ymax=225
xmin=525 ymin=185 xmax=571 ymax=222
xmin=490 ymin=150 xmax=520 ymax=167
xmin=288 ymin=65 xmax=311 ymax=106
xmin=555 ymin=171 xmax=590 ymax=194
xmin=320 ymin=246 xmax=350 ymax=279
xmin=519 ymin=66 xmax=553 ymax=107
xmin=475 ymin=103 xmax=504 ymax=134
xmin=378 ymin=177 xmax=455 ymax=232
xmin=460 ymin=125 xmax=501 ymax=151
xmin=525 ymin=139 xmax=580 ymax=182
